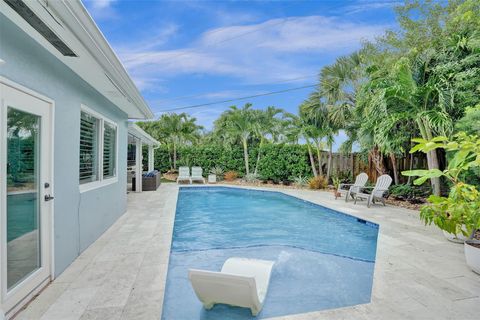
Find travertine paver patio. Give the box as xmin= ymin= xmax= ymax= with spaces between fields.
xmin=15 ymin=184 xmax=480 ymax=320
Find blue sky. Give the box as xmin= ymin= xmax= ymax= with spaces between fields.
xmin=83 ymin=0 xmax=399 ymax=148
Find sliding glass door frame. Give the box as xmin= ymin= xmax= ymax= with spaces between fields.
xmin=0 ymin=77 xmax=54 ymax=317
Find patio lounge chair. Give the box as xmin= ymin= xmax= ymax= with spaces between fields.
xmin=335 ymin=172 xmax=368 ymax=202
xmin=353 ymin=174 xmax=393 ymax=207
xmin=177 ymin=166 xmax=191 ymax=184
xmin=189 ymin=257 xmax=275 ymax=316
xmin=191 ymin=166 xmax=205 ymax=184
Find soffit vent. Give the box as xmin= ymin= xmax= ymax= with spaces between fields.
xmin=4 ymin=0 xmax=77 ymax=57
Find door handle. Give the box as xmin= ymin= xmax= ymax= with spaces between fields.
xmin=44 ymin=195 xmax=54 ymax=202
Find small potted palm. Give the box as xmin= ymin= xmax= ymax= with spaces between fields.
xmin=332 ymin=176 xmax=341 ymax=198
xmin=403 ymin=132 xmax=480 ymax=274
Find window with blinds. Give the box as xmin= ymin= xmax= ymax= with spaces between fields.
xmin=79 ymin=111 xmax=99 ymax=184
xmin=103 ymin=122 xmax=116 ymax=178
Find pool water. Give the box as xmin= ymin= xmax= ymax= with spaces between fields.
xmin=7 ymin=192 xmax=37 ymax=242
xmin=162 ymin=187 xmax=379 ymax=319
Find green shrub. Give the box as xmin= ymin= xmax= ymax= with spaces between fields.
xmin=257 ymin=144 xmax=311 ymax=182
xmin=179 ymin=145 xmax=247 ymax=176
xmin=155 ymin=143 xmax=312 ymax=182
xmin=152 ymin=143 xmax=337 ymax=183
xmin=389 ymin=184 xmax=431 ymax=198
xmin=336 ymin=171 xmax=353 ymax=184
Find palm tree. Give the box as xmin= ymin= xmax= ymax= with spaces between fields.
xmin=253 ymin=106 xmax=285 ymax=175
xmin=284 ymin=112 xmax=318 ymax=177
xmin=214 ymin=104 xmax=256 ymax=175
xmin=315 ymin=52 xmax=367 ymax=180
xmin=364 ymin=55 xmax=453 ymax=195
xmin=138 ymin=113 xmax=203 ymax=170
xmin=318 ymin=48 xmax=407 ymax=182
xmin=301 ymin=94 xmax=339 ymax=182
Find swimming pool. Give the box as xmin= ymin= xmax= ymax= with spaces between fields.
xmin=162 ymin=187 xmax=379 ymax=319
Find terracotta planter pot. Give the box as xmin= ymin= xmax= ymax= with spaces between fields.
xmin=465 ymin=240 xmax=480 ymax=274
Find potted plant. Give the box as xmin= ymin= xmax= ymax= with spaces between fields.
xmin=332 ymin=176 xmax=341 ymax=197
xmin=403 ymin=132 xmax=480 ymax=273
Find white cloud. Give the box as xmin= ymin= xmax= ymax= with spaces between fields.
xmin=151 ymin=89 xmax=263 ymax=113
xmin=83 ymin=0 xmax=117 ymax=20
xmin=123 ymin=24 xmax=179 ymax=52
xmin=200 ymin=90 xmax=255 ymax=100
xmin=153 ymin=107 xmax=223 ymax=130
xmin=90 ymin=0 xmax=115 ymax=9
xmin=117 ymin=15 xmax=389 ymax=90
xmin=344 ymin=1 xmax=401 ymax=15
xmin=189 ymin=107 xmax=225 ymax=130
xmin=180 ymin=1 xmax=262 ymax=25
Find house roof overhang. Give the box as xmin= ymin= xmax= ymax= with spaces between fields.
xmin=1 ymin=0 xmax=154 ymax=119
xmin=128 ymin=122 xmax=160 ymax=147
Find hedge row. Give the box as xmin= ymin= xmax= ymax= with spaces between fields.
xmin=145 ymin=144 xmax=312 ymax=181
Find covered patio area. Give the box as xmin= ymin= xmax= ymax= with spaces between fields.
xmin=127 ymin=123 xmax=160 ymax=193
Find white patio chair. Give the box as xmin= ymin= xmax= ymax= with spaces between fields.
xmin=189 ymin=257 xmax=275 ymax=316
xmin=336 ymin=172 xmax=368 ymax=202
xmin=353 ymin=174 xmax=393 ymax=207
xmin=191 ymin=166 xmax=205 ymax=184
xmin=177 ymin=166 xmax=191 ymax=184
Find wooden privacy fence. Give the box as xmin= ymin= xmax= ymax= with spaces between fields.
xmin=325 ymin=152 xmax=427 ymax=184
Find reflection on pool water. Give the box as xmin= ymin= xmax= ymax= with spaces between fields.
xmin=7 ymin=192 xmax=37 ymax=242
xmin=162 ymin=187 xmax=379 ymax=320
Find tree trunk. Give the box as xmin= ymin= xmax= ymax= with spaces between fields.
xmin=243 ymin=139 xmax=250 ymax=175
xmin=167 ymin=144 xmax=173 ymax=170
xmin=417 ymin=118 xmax=441 ymax=196
xmin=350 ymin=153 xmax=354 ymax=177
xmin=254 ymin=139 xmax=263 ymax=175
xmin=368 ymin=146 xmax=386 ymax=180
xmin=407 ymin=152 xmax=414 ymax=185
xmin=307 ymin=143 xmax=318 ymax=177
xmin=326 ymin=143 xmax=333 ymax=182
xmin=173 ymin=143 xmax=177 ymax=170
xmin=390 ymin=153 xmax=399 ymax=185
xmin=254 ymin=151 xmax=261 ymax=176
xmin=428 ymin=150 xmax=441 ymax=195
xmin=316 ymin=145 xmax=323 ymax=175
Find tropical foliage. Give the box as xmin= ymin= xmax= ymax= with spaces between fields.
xmin=138 ymin=0 xmax=479 ymax=196
xmin=403 ymin=132 xmax=480 ymax=237
xmin=137 ymin=113 xmax=203 ymax=169
xmin=300 ymin=0 xmax=480 ymax=195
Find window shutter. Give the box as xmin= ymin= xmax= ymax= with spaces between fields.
xmin=103 ymin=122 xmax=116 ymax=178
xmin=79 ymin=112 xmax=99 ymax=184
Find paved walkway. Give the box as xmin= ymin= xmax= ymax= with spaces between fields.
xmin=15 ymin=184 xmax=480 ymax=320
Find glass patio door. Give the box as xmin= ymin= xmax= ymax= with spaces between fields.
xmin=1 ymin=81 xmax=53 ymax=316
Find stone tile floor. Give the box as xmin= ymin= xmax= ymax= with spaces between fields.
xmin=15 ymin=184 xmax=480 ymax=320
